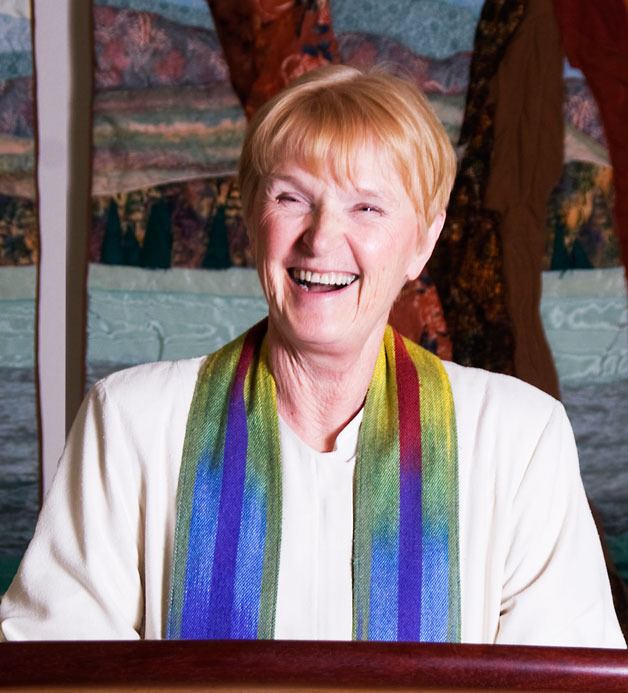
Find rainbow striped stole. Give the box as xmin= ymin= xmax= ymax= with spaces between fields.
xmin=167 ymin=320 xmax=460 ymax=641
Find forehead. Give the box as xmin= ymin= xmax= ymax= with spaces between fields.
xmin=270 ymin=142 xmax=407 ymax=197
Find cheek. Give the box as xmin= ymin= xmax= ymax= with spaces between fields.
xmin=361 ymin=225 xmax=412 ymax=278
xmin=254 ymin=207 xmax=297 ymax=263
xmin=253 ymin=224 xmax=279 ymax=267
xmin=357 ymin=225 xmax=419 ymax=312
xmin=255 ymin=243 xmax=285 ymax=315
xmin=353 ymin=242 xmax=397 ymax=313
xmin=253 ymin=218 xmax=294 ymax=305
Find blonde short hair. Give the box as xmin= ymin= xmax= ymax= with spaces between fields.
xmin=238 ymin=64 xmax=456 ymax=227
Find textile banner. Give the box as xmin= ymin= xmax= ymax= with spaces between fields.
xmin=0 ymin=0 xmax=38 ymax=593
xmin=86 ymin=0 xmax=627 ymax=597
xmin=90 ymin=0 xmax=488 ymax=359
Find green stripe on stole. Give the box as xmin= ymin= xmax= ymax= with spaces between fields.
xmin=167 ymin=332 xmax=242 ymax=637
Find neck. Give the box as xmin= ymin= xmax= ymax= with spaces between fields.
xmin=267 ymin=321 xmax=386 ymax=452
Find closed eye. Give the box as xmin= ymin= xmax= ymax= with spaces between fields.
xmin=276 ymin=193 xmax=303 ymax=204
xmin=354 ymin=204 xmax=384 ymax=215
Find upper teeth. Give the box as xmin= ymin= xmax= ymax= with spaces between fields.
xmin=292 ymin=269 xmax=357 ymax=286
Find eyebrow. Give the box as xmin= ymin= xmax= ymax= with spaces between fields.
xmin=267 ymin=172 xmax=306 ymax=185
xmin=352 ymin=187 xmax=388 ymax=201
xmin=269 ymin=174 xmax=390 ymax=202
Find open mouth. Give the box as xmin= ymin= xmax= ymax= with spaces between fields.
xmin=289 ymin=268 xmax=359 ymax=293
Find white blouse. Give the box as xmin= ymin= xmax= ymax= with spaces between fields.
xmin=275 ymin=410 xmax=363 ymax=640
xmin=0 ymin=356 xmax=625 ymax=647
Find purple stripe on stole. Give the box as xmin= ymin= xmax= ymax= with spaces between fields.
xmin=205 ymin=328 xmax=259 ymax=638
xmin=394 ymin=332 xmax=422 ymax=641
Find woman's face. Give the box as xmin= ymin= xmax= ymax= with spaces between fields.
xmin=251 ymin=144 xmax=442 ymax=355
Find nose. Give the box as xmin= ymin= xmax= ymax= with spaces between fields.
xmin=300 ymin=203 xmax=344 ymax=256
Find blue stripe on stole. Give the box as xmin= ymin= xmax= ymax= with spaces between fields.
xmin=368 ymin=528 xmax=399 ymax=640
xmin=180 ymin=450 xmax=223 ymax=638
xmin=230 ymin=472 xmax=267 ymax=638
xmin=397 ymin=465 xmax=422 ymax=641
xmin=204 ymin=376 xmax=249 ymax=638
xmin=419 ymin=518 xmax=450 ymax=642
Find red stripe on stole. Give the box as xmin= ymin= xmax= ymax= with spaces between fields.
xmin=394 ymin=331 xmax=422 ymax=474
xmin=393 ymin=330 xmax=423 ymax=639
xmin=236 ymin=320 xmax=265 ymax=386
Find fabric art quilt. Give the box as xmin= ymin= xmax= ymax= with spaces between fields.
xmin=0 ymin=0 xmax=625 ymax=630
xmin=0 ymin=0 xmax=37 ymax=594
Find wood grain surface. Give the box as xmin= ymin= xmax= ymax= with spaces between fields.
xmin=1 ymin=640 xmax=627 ymax=691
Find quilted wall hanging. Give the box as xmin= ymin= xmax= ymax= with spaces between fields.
xmin=0 ymin=0 xmax=624 ymax=606
xmin=84 ymin=1 xmax=627 ymax=592
xmin=0 ymin=0 xmax=38 ymax=593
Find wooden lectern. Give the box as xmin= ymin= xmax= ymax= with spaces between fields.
xmin=1 ymin=641 xmax=627 ymax=691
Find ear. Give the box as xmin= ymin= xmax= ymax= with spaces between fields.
xmin=406 ymin=210 xmax=446 ymax=281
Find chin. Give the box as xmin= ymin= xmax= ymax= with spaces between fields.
xmin=271 ymin=311 xmax=359 ymax=352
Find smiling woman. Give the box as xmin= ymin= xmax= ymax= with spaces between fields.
xmin=240 ymin=66 xmax=453 ymax=451
xmin=0 ymin=65 xmax=625 ymax=647
xmin=252 ymin=151 xmax=439 ymax=377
